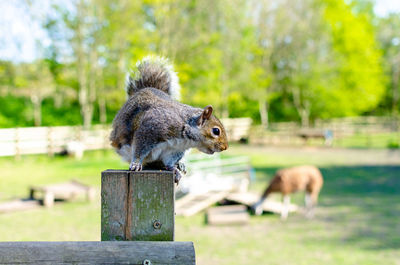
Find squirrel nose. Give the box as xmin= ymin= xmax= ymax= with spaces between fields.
xmin=222 ymin=143 xmax=228 ymax=151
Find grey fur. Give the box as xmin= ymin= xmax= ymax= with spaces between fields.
xmin=126 ymin=56 xmax=180 ymax=99
xmin=110 ymin=57 xmax=228 ymax=181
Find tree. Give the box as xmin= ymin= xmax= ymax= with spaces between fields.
xmin=377 ymin=14 xmax=400 ymax=115
xmin=14 ymin=61 xmax=55 ymax=126
xmin=321 ymin=0 xmax=386 ymax=117
xmin=264 ymin=0 xmax=386 ymax=126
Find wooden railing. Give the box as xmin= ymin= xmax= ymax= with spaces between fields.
xmin=0 ymin=118 xmax=253 ymax=158
xmin=0 ymin=125 xmax=111 ymax=157
xmin=252 ymin=116 xmax=400 ymax=147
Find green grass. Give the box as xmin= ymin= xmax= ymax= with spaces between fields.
xmin=0 ymin=147 xmax=399 ymax=264
xmin=333 ymin=132 xmax=400 ymax=149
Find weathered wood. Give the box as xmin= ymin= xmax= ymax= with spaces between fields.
xmin=129 ymin=171 xmax=175 ymax=241
xmin=43 ymin=192 xmax=54 ymax=207
xmin=175 ymin=191 xmax=229 ymax=217
xmin=206 ymin=205 xmax=249 ymax=225
xmin=101 ymin=170 xmax=175 ymax=241
xmin=226 ymin=192 xmax=299 ymax=214
xmin=0 ymin=241 xmax=196 ymax=265
xmin=0 ymin=199 xmax=41 ymax=213
xmin=30 ymin=180 xmax=95 ymax=207
xmin=101 ymin=170 xmax=128 ymax=241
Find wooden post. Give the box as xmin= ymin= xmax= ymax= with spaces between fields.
xmin=47 ymin=127 xmax=54 ymax=157
xmin=15 ymin=127 xmax=21 ymax=160
xmin=0 ymin=170 xmax=195 ymax=265
xmin=101 ymin=170 xmax=175 ymax=241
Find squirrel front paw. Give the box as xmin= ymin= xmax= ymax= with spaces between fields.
xmin=129 ymin=161 xmax=142 ymax=171
xmin=176 ymin=162 xmax=186 ymax=174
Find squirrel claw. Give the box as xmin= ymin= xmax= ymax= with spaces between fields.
xmin=129 ymin=161 xmax=142 ymax=171
xmin=173 ymin=168 xmax=182 ymax=185
xmin=166 ymin=166 xmax=183 ymax=185
xmin=176 ymin=162 xmax=186 ymax=175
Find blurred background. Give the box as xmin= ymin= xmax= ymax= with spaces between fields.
xmin=0 ymin=0 xmax=399 ymax=265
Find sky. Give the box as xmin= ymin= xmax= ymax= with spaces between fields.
xmin=0 ymin=0 xmax=400 ymax=62
xmin=374 ymin=0 xmax=400 ymax=16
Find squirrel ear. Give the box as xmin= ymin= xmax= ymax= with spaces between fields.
xmin=203 ymin=105 xmax=213 ymax=120
xmin=197 ymin=105 xmax=213 ymax=126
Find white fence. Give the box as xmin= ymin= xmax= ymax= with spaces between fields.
xmin=0 ymin=118 xmax=253 ymax=158
xmin=221 ymin=118 xmax=252 ymax=141
xmin=252 ymin=116 xmax=400 ymax=147
xmin=0 ymin=125 xmax=111 ymax=157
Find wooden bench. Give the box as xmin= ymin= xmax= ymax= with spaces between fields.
xmin=175 ymin=154 xmax=253 ymax=216
xmin=206 ymin=205 xmax=249 ymax=225
xmin=298 ymin=129 xmax=333 ymax=146
xmin=29 ymin=180 xmax=95 ymax=207
xmin=0 ymin=199 xmax=41 ymax=213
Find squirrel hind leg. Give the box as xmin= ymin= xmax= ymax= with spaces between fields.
xmin=164 ymin=164 xmax=184 ymax=185
xmin=117 ymin=144 xmax=134 ymax=163
xmin=174 ymin=168 xmax=183 ymax=184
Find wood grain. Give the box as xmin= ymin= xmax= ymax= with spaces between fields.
xmin=101 ymin=170 xmax=175 ymax=241
xmin=101 ymin=170 xmax=129 ymax=241
xmin=0 ymin=241 xmax=195 ymax=265
xmin=129 ymin=171 xmax=175 ymax=241
xmin=206 ymin=205 xmax=249 ymax=225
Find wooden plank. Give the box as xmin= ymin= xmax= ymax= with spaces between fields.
xmin=226 ymin=192 xmax=298 ymax=214
xmin=206 ymin=205 xmax=249 ymax=225
xmin=0 ymin=199 xmax=41 ymax=213
xmin=0 ymin=125 xmax=113 ymax=158
xmin=101 ymin=170 xmax=175 ymax=241
xmin=175 ymin=193 xmax=198 ymax=209
xmin=189 ymin=156 xmax=249 ymax=170
xmin=129 ymin=171 xmax=175 ymax=241
xmin=101 ymin=170 xmax=129 ymax=241
xmin=0 ymin=241 xmax=196 ymax=265
xmin=176 ymin=191 xmax=230 ymax=217
xmin=0 ymin=128 xmax=16 ymax=142
xmin=30 ymin=180 xmax=94 ymax=202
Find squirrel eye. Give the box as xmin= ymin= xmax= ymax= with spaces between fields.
xmin=212 ymin=127 xmax=220 ymax=136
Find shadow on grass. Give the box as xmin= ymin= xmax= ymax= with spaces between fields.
xmin=254 ymin=165 xmax=400 ymax=250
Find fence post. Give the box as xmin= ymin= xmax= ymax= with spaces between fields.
xmin=15 ymin=127 xmax=20 ymax=160
xmin=101 ymin=170 xmax=175 ymax=241
xmin=47 ymin=127 xmax=54 ymax=157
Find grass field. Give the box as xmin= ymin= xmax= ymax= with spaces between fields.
xmin=333 ymin=132 xmax=400 ymax=149
xmin=0 ymin=146 xmax=399 ymax=265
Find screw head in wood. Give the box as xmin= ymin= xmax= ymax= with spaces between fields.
xmin=143 ymin=259 xmax=152 ymax=265
xmin=153 ymin=220 xmax=162 ymax=229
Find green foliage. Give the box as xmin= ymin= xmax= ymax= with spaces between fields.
xmin=0 ymin=0 xmax=397 ymax=127
xmin=387 ymin=140 xmax=400 ymax=149
xmin=41 ymin=98 xmax=82 ymax=126
xmin=227 ymin=92 xmax=260 ymax=122
xmin=322 ymin=0 xmax=387 ymax=116
xmin=0 ymin=95 xmax=33 ymax=127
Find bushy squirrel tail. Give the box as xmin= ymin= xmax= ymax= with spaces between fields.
xmin=125 ymin=56 xmax=180 ymax=99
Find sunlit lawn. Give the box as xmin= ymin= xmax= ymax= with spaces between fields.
xmin=333 ymin=132 xmax=400 ymax=149
xmin=0 ymin=146 xmax=399 ymax=265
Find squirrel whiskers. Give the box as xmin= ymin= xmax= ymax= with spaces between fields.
xmin=110 ymin=56 xmax=229 ymax=183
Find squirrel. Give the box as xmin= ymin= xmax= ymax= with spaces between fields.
xmin=110 ymin=56 xmax=229 ymax=183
